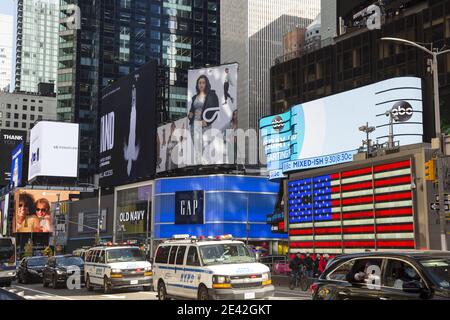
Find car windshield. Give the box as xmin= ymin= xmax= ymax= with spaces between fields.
xmin=0 ymin=239 xmax=14 ymax=264
xmin=28 ymin=257 xmax=48 ymax=267
xmin=106 ymin=248 xmax=145 ymax=263
xmin=419 ymin=258 xmax=450 ymax=289
xmin=199 ymin=243 xmax=256 ymax=266
xmin=57 ymin=257 xmax=84 ymax=267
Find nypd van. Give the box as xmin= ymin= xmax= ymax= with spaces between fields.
xmin=84 ymin=245 xmax=152 ymax=294
xmin=153 ymin=235 xmax=274 ymax=300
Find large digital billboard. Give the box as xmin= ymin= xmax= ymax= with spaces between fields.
xmin=0 ymin=129 xmax=26 ymax=186
xmin=99 ymin=61 xmax=157 ymax=187
xmin=28 ymin=121 xmax=79 ymax=182
xmin=13 ymin=189 xmax=79 ymax=234
xmin=260 ymin=77 xmax=423 ymax=180
xmin=156 ymin=63 xmax=239 ymax=173
xmin=10 ymin=143 xmax=24 ymax=188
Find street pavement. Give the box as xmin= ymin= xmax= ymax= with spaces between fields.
xmin=0 ymin=281 xmax=311 ymax=301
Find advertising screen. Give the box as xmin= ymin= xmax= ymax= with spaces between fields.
xmin=175 ymin=191 xmax=205 ymax=225
xmin=10 ymin=143 xmax=23 ymax=188
xmin=99 ymin=61 xmax=157 ymax=187
xmin=0 ymin=129 xmax=26 ymax=186
xmin=28 ymin=121 xmax=79 ymax=182
xmin=260 ymin=77 xmax=423 ymax=180
xmin=13 ymin=189 xmax=79 ymax=234
xmin=288 ymin=159 xmax=416 ymax=254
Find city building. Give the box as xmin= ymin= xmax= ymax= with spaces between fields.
xmin=15 ymin=0 xmax=59 ymax=93
xmin=58 ymin=0 xmax=221 ymax=183
xmin=0 ymin=14 xmax=14 ymax=92
xmin=270 ymin=0 xmax=449 ymax=137
xmin=220 ymin=0 xmax=320 ymax=131
xmin=0 ymin=91 xmax=56 ymax=134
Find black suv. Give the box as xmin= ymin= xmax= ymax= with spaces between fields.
xmin=42 ymin=255 xmax=84 ymax=289
xmin=17 ymin=256 xmax=49 ymax=284
xmin=311 ymin=251 xmax=450 ymax=300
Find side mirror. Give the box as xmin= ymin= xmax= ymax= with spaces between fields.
xmin=403 ymin=280 xmax=424 ymax=294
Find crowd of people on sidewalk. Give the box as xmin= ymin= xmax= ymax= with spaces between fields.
xmin=289 ymin=253 xmax=333 ymax=278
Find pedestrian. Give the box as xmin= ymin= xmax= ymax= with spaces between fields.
xmin=318 ymin=254 xmax=328 ymax=274
xmin=304 ymin=252 xmax=313 ymax=278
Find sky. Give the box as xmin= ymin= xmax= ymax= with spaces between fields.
xmin=0 ymin=1 xmax=15 ymax=16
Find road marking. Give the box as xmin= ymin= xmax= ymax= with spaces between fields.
xmin=101 ymin=295 xmax=126 ymax=299
xmin=12 ymin=285 xmax=74 ymax=301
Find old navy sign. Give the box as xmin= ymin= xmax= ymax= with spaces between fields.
xmin=175 ymin=191 xmax=205 ymax=225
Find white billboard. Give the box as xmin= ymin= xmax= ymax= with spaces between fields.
xmin=156 ymin=117 xmax=189 ymax=173
xmin=28 ymin=121 xmax=79 ymax=181
xmin=260 ymin=77 xmax=424 ymax=180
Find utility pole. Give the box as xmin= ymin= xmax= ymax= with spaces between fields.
xmin=97 ymin=186 xmax=102 ymax=245
xmin=382 ymin=37 xmax=450 ymax=250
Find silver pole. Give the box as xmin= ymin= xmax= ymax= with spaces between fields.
xmin=146 ymin=191 xmax=150 ymax=259
xmin=432 ymin=52 xmax=448 ymax=251
xmin=97 ymin=186 xmax=102 ymax=245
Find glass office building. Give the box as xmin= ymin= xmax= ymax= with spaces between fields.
xmin=15 ymin=0 xmax=59 ymax=93
xmin=58 ymin=0 xmax=220 ymax=182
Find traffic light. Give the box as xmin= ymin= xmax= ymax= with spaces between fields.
xmin=425 ymin=159 xmax=436 ymax=182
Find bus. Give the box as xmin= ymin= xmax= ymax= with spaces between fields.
xmin=0 ymin=237 xmax=16 ymax=287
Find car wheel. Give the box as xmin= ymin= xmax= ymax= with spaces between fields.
xmin=52 ymin=275 xmax=59 ymax=289
xmin=85 ymin=275 xmax=93 ymax=291
xmin=197 ymin=285 xmax=209 ymax=301
xmin=103 ymin=277 xmax=112 ymax=294
xmin=157 ymin=281 xmax=168 ymax=300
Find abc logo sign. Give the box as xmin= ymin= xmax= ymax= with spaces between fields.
xmin=391 ymin=101 xmax=414 ymax=122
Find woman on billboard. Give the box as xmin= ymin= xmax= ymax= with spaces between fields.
xmin=35 ymin=198 xmax=52 ymax=233
xmin=15 ymin=193 xmax=41 ymax=233
xmin=188 ymin=75 xmax=220 ymax=129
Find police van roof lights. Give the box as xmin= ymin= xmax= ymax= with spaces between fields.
xmin=172 ymin=234 xmax=190 ymax=240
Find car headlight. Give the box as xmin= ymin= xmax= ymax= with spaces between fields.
xmin=56 ymin=269 xmax=66 ymax=275
xmin=262 ymin=273 xmax=272 ymax=286
xmin=213 ymin=275 xmax=230 ymax=284
xmin=144 ymin=267 xmax=152 ymax=272
xmin=111 ymin=268 xmax=122 ymax=274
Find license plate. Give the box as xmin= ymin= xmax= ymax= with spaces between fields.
xmin=130 ymin=280 xmax=138 ymax=285
xmin=244 ymin=292 xmax=255 ymax=300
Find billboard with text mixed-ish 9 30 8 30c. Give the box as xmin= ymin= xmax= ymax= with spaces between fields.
xmin=28 ymin=121 xmax=79 ymax=182
xmin=99 ymin=61 xmax=157 ymax=187
xmin=260 ymin=77 xmax=424 ymax=180
xmin=0 ymin=129 xmax=26 ymax=187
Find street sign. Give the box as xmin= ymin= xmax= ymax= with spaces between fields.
xmin=430 ymin=203 xmax=450 ymax=211
xmin=435 ymin=194 xmax=450 ymax=202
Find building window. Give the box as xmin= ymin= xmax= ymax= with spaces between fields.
xmin=22 ymin=114 xmax=27 ymax=120
xmin=23 ymin=105 xmax=27 ymax=111
xmin=13 ymin=122 xmax=18 ymax=128
xmin=39 ymin=106 xmax=43 ymax=112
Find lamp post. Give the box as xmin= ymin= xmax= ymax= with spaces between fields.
xmin=79 ymin=183 xmax=102 ymax=245
xmin=381 ymin=37 xmax=450 ymax=250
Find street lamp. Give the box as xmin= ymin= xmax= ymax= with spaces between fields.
xmin=79 ymin=183 xmax=102 ymax=245
xmin=381 ymin=37 xmax=450 ymax=250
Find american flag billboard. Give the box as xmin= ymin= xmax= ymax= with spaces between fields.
xmin=288 ymin=159 xmax=415 ymax=254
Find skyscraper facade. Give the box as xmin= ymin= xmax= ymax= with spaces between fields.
xmin=15 ymin=0 xmax=59 ymax=93
xmin=0 ymin=14 xmax=14 ymax=92
xmin=221 ymin=0 xmax=320 ymax=131
xmin=58 ymin=0 xmax=220 ymax=182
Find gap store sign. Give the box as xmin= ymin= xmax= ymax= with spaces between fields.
xmin=260 ymin=77 xmax=424 ymax=181
xmin=154 ymin=175 xmax=287 ymax=240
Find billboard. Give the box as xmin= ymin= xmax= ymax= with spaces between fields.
xmin=99 ymin=61 xmax=157 ymax=187
xmin=13 ymin=189 xmax=79 ymax=234
xmin=260 ymin=77 xmax=423 ymax=180
xmin=10 ymin=143 xmax=24 ymax=188
xmin=0 ymin=194 xmax=9 ymax=236
xmin=0 ymin=129 xmax=26 ymax=186
xmin=288 ymin=159 xmax=415 ymax=254
xmin=175 ymin=191 xmax=205 ymax=225
xmin=156 ymin=63 xmax=239 ymax=173
xmin=28 ymin=121 xmax=79 ymax=182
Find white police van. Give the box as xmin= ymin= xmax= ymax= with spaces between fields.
xmin=153 ymin=235 xmax=274 ymax=300
xmin=84 ymin=245 xmax=152 ymax=294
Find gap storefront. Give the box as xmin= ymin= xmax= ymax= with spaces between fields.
xmin=153 ymin=175 xmax=288 ymax=255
